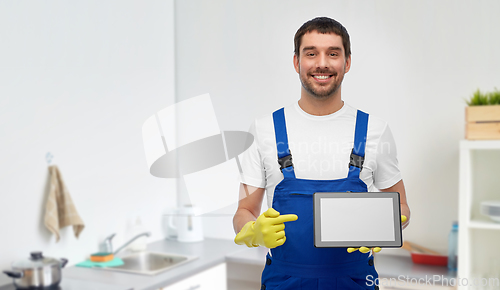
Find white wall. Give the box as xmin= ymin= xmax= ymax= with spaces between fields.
xmin=175 ymin=0 xmax=500 ymax=252
xmin=0 ymin=0 xmax=175 ymax=284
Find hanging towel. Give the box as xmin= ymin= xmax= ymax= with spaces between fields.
xmin=44 ymin=165 xmax=85 ymax=242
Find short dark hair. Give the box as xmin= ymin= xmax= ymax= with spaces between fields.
xmin=294 ymin=17 xmax=351 ymax=58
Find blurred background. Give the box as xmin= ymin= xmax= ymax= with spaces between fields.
xmin=1 ymin=0 xmax=499 ymax=288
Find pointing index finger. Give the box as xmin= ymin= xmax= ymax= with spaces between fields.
xmin=274 ymin=214 xmax=298 ymax=224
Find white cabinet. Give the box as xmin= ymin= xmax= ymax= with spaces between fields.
xmin=458 ymin=140 xmax=500 ymax=290
xmin=161 ymin=263 xmax=227 ymax=290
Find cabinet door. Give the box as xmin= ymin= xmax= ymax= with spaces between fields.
xmin=162 ymin=263 xmax=227 ymax=290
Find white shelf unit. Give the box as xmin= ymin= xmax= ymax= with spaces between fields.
xmin=458 ymin=140 xmax=500 ymax=290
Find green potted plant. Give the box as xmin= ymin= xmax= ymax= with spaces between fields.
xmin=465 ymin=89 xmax=500 ymax=140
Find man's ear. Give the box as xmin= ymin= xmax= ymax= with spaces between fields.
xmin=293 ymin=54 xmax=300 ymax=74
xmin=344 ymin=54 xmax=351 ymax=73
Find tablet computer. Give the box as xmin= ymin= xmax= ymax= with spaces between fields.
xmin=313 ymin=192 xmax=402 ymax=248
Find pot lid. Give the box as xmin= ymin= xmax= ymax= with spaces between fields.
xmin=12 ymin=252 xmax=61 ymax=269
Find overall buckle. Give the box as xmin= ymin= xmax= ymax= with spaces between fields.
xmin=278 ymin=153 xmax=293 ymax=170
xmin=349 ymin=150 xmax=364 ymax=169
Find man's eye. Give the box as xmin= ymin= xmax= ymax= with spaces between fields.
xmin=307 ymin=53 xmax=315 ymax=57
xmin=330 ymin=53 xmax=338 ymax=57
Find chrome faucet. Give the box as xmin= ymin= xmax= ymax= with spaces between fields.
xmin=100 ymin=233 xmax=116 ymax=253
xmin=99 ymin=232 xmax=151 ymax=255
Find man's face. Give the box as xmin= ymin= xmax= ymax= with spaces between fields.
xmin=293 ymin=31 xmax=351 ymax=99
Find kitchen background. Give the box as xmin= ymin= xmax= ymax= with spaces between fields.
xmin=1 ymin=0 xmax=500 ymax=285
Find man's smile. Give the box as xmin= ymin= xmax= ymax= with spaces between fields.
xmin=311 ymin=73 xmax=335 ymax=82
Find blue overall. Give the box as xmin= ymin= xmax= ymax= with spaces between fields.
xmin=260 ymin=108 xmax=379 ymax=290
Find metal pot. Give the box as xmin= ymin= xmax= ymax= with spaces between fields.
xmin=3 ymin=252 xmax=68 ymax=289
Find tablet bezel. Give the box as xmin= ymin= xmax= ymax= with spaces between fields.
xmin=313 ymin=192 xmax=402 ymax=248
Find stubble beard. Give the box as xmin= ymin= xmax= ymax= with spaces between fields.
xmin=299 ymin=68 xmax=345 ymax=100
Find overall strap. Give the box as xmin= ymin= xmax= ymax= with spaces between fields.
xmin=272 ymin=108 xmax=296 ymax=178
xmin=347 ymin=110 xmax=369 ymax=179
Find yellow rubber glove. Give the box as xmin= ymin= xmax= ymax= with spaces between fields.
xmin=347 ymin=215 xmax=407 ymax=254
xmin=234 ymin=208 xmax=298 ymax=248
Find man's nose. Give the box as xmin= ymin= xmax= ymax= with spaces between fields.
xmin=316 ymin=53 xmax=328 ymax=69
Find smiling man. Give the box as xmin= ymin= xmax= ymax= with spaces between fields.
xmin=233 ymin=17 xmax=410 ymax=290
xmin=295 ymin=29 xmax=349 ymax=102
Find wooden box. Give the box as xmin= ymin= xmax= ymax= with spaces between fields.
xmin=466 ymin=105 xmax=500 ymax=140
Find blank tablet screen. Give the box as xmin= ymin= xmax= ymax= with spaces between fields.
xmin=314 ymin=192 xmax=402 ymax=248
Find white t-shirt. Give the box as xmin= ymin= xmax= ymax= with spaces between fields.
xmin=238 ymin=102 xmax=402 ymax=208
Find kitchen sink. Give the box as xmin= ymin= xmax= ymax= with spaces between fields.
xmin=101 ymin=252 xmax=198 ymax=276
